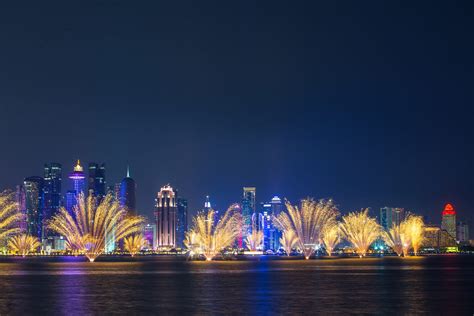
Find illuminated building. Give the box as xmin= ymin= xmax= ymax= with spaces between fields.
xmin=441 ymin=203 xmax=456 ymax=239
xmin=65 ymin=190 xmax=77 ymax=214
xmin=457 ymin=221 xmax=469 ymax=243
xmin=154 ymin=185 xmax=177 ymax=248
xmin=88 ymin=162 xmax=106 ymax=199
xmin=423 ymin=225 xmax=457 ymax=249
xmin=242 ymin=187 xmax=256 ymax=234
xmin=176 ymin=197 xmax=188 ymax=248
xmin=24 ymin=176 xmax=44 ymax=239
xmin=15 ymin=184 xmax=27 ymax=232
xmin=143 ymin=223 xmax=157 ymax=249
xmin=270 ymin=196 xmax=283 ymax=250
xmin=120 ymin=166 xmax=136 ymax=215
xmin=68 ymin=160 xmax=85 ymax=194
xmin=380 ymin=207 xmax=405 ymax=230
xmin=43 ymin=163 xmax=62 ymax=229
xmin=259 ymin=196 xmax=283 ymax=251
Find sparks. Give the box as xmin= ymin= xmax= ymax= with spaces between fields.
xmin=47 ymin=193 xmax=144 ymax=262
xmin=0 ymin=191 xmax=22 ymax=242
xmin=124 ymin=234 xmax=146 ymax=257
xmin=340 ymin=209 xmax=380 ymax=257
xmin=275 ymin=198 xmax=338 ymax=259
xmin=8 ymin=234 xmax=41 ymax=257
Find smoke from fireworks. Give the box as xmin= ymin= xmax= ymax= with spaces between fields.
xmin=48 ymin=193 xmax=144 ymax=262
xmin=340 ymin=209 xmax=380 ymax=257
xmin=275 ymin=198 xmax=338 ymax=259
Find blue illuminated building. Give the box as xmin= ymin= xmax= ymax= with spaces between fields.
xmin=24 ymin=176 xmax=44 ymax=239
xmin=68 ymin=160 xmax=86 ymax=195
xmin=120 ymin=166 xmax=136 ymax=215
xmin=88 ymin=162 xmax=106 ymax=199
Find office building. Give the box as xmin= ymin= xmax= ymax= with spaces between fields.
xmin=457 ymin=221 xmax=469 ymax=243
xmin=380 ymin=207 xmax=405 ymax=230
xmin=88 ymin=162 xmax=106 ymax=199
xmin=441 ymin=203 xmax=456 ymax=239
xmin=43 ymin=163 xmax=62 ymax=230
xmin=24 ymin=176 xmax=44 ymax=239
xmin=176 ymin=197 xmax=188 ymax=248
xmin=242 ymin=187 xmax=256 ymax=235
xmin=120 ymin=167 xmax=136 ymax=215
xmin=155 ymin=185 xmax=177 ymax=248
xmin=68 ymin=160 xmax=86 ymax=195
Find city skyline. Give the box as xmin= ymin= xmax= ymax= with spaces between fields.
xmin=8 ymin=158 xmax=471 ymax=230
xmin=0 ymin=1 xmax=472 ymax=230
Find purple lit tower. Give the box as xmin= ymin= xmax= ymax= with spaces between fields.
xmin=69 ymin=160 xmax=86 ymax=195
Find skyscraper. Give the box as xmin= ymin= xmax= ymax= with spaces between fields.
xmin=69 ymin=160 xmax=86 ymax=194
xmin=88 ymin=162 xmax=106 ymax=199
xmin=154 ymin=185 xmax=177 ymax=248
xmin=242 ymin=187 xmax=256 ymax=235
xmin=120 ymin=166 xmax=136 ymax=215
xmin=24 ymin=176 xmax=44 ymax=239
xmin=380 ymin=207 xmax=405 ymax=230
xmin=43 ymin=163 xmax=62 ymax=232
xmin=176 ymin=197 xmax=188 ymax=248
xmin=441 ymin=203 xmax=456 ymax=239
xmin=15 ymin=184 xmax=27 ymax=232
xmin=457 ymin=221 xmax=469 ymax=243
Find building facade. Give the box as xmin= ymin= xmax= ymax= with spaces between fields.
xmin=176 ymin=197 xmax=188 ymax=248
xmin=155 ymin=185 xmax=177 ymax=248
xmin=43 ymin=163 xmax=62 ymax=232
xmin=24 ymin=176 xmax=44 ymax=239
xmin=120 ymin=167 xmax=136 ymax=215
xmin=380 ymin=207 xmax=405 ymax=230
xmin=88 ymin=162 xmax=106 ymax=199
xmin=457 ymin=221 xmax=469 ymax=243
xmin=441 ymin=203 xmax=456 ymax=239
xmin=69 ymin=160 xmax=86 ymax=195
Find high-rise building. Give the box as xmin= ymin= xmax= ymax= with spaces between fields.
xmin=441 ymin=203 xmax=456 ymax=239
xmin=43 ymin=163 xmax=62 ymax=233
xmin=380 ymin=207 xmax=405 ymax=230
xmin=15 ymin=184 xmax=27 ymax=232
xmin=88 ymin=162 xmax=106 ymax=199
xmin=143 ymin=223 xmax=157 ymax=250
xmin=457 ymin=221 xmax=469 ymax=243
xmin=65 ymin=190 xmax=77 ymax=214
xmin=176 ymin=197 xmax=188 ymax=248
xmin=155 ymin=185 xmax=177 ymax=248
xmin=259 ymin=196 xmax=283 ymax=252
xmin=242 ymin=187 xmax=256 ymax=235
xmin=120 ymin=166 xmax=136 ymax=215
xmin=69 ymin=160 xmax=86 ymax=195
xmin=24 ymin=176 xmax=44 ymax=239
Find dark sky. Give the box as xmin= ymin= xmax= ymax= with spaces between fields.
xmin=0 ymin=1 xmax=472 ymax=227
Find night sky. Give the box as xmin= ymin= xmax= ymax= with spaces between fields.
xmin=0 ymin=1 xmax=472 ymax=227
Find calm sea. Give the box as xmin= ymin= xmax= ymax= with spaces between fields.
xmin=0 ymin=255 xmax=473 ymax=315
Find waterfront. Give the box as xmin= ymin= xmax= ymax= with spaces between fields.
xmin=0 ymin=255 xmax=473 ymax=314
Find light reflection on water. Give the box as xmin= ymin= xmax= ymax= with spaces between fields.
xmin=0 ymin=256 xmax=473 ymax=314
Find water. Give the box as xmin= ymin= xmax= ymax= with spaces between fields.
xmin=0 ymin=255 xmax=473 ymax=315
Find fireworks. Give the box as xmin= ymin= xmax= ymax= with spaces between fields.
xmin=0 ymin=191 xmax=22 ymax=242
xmin=124 ymin=234 xmax=146 ymax=257
xmin=8 ymin=234 xmax=41 ymax=257
xmin=245 ymin=216 xmax=263 ymax=251
xmin=340 ymin=209 xmax=380 ymax=257
xmin=48 ymin=193 xmax=144 ymax=262
xmin=382 ymin=224 xmax=404 ymax=256
xmin=321 ymin=223 xmax=340 ymax=256
xmin=406 ymin=215 xmax=424 ymax=256
xmin=275 ymin=198 xmax=338 ymax=259
xmin=279 ymin=230 xmax=299 ymax=256
xmin=186 ymin=205 xmax=242 ymax=261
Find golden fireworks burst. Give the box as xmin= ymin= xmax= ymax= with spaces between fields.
xmin=8 ymin=234 xmax=41 ymax=257
xmin=0 ymin=191 xmax=22 ymax=242
xmin=275 ymin=198 xmax=338 ymax=259
xmin=124 ymin=234 xmax=146 ymax=257
xmin=48 ymin=193 xmax=144 ymax=262
xmin=340 ymin=209 xmax=380 ymax=257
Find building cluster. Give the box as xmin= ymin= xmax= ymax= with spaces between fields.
xmin=377 ymin=204 xmax=470 ymax=251
xmin=12 ymin=160 xmax=471 ymax=254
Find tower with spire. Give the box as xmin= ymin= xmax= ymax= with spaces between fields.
xmin=119 ymin=165 xmax=136 ymax=215
xmin=68 ymin=160 xmax=85 ymax=194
